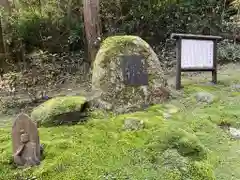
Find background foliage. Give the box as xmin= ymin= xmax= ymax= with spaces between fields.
xmin=3 ymin=0 xmax=239 ymax=55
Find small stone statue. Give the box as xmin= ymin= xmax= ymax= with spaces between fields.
xmin=12 ymin=113 xmax=41 ymax=167
xmin=13 ymin=129 xmax=40 ymax=166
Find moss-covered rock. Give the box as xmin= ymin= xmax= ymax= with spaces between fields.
xmin=31 ymin=96 xmax=88 ymax=127
xmin=161 ymin=149 xmax=215 ymax=180
xmin=92 ymin=35 xmax=169 ymax=112
xmin=146 ymin=127 xmax=208 ymax=161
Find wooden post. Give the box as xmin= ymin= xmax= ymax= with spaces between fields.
xmin=212 ymin=40 xmax=217 ymax=84
xmin=176 ymin=38 xmax=182 ymax=90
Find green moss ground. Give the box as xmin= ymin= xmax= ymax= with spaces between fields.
xmin=1 ymin=67 xmax=240 ymax=179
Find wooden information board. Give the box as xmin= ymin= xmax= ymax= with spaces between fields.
xmin=171 ymin=33 xmax=222 ymax=90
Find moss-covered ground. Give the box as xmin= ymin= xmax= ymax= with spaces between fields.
xmin=0 ymin=64 xmax=240 ymax=180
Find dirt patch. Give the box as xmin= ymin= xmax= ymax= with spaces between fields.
xmin=0 ymin=63 xmax=240 ymax=126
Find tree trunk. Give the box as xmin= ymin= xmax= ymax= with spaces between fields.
xmin=83 ymin=0 xmax=101 ymax=63
xmin=0 ymin=0 xmax=11 ymax=71
xmin=67 ymin=0 xmax=73 ymax=31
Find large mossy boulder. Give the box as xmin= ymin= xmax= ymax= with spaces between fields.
xmin=92 ymin=35 xmax=169 ymax=111
xmin=31 ymin=96 xmax=88 ymax=127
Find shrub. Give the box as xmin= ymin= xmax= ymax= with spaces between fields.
xmin=218 ymin=39 xmax=240 ymax=64
xmin=4 ymin=0 xmax=228 ymax=55
xmin=7 ymin=0 xmax=84 ymax=53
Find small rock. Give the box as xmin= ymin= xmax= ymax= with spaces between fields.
xmin=164 ymin=104 xmax=179 ymax=114
xmin=115 ymin=107 xmax=132 ymax=114
xmin=115 ymin=104 xmax=150 ymax=114
xmin=199 ymin=82 xmax=216 ymax=87
xmin=231 ymin=84 xmax=240 ymax=91
xmin=195 ymin=92 xmax=215 ymax=103
xmin=123 ymin=118 xmax=144 ymax=131
xmin=163 ymin=105 xmax=179 ymax=120
xmin=229 ymin=127 xmax=240 ymax=139
xmin=88 ymin=98 xmax=113 ymax=111
xmin=163 ymin=112 xmax=171 ymax=119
